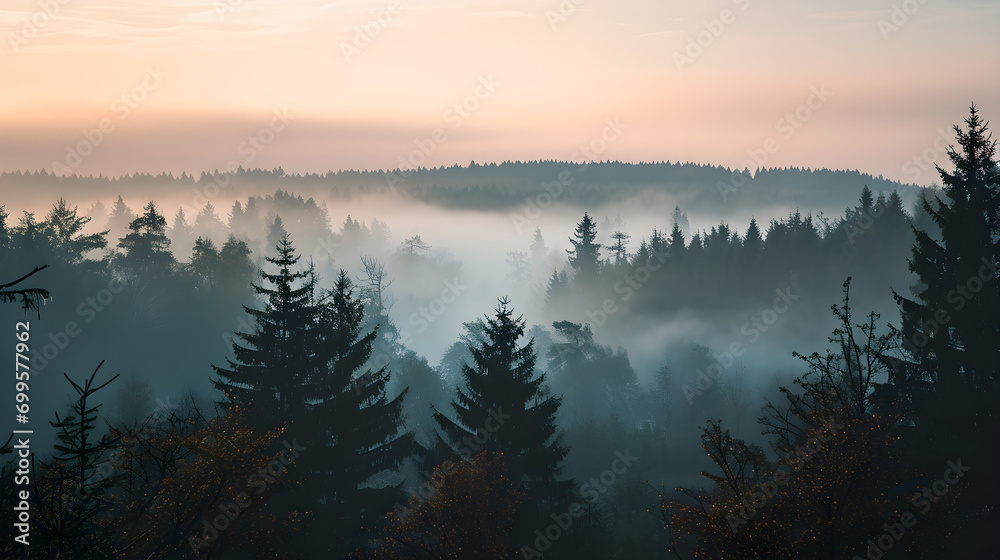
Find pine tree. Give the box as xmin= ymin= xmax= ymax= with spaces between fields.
xmin=266 ymin=214 xmax=287 ymax=251
xmin=671 ymin=204 xmax=690 ymax=238
xmin=190 ymin=237 xmax=221 ymax=289
xmin=668 ymin=221 xmax=686 ymax=260
xmin=610 ymin=230 xmax=630 ymax=265
xmin=42 ymin=198 xmax=107 ymax=265
xmin=106 ymin=196 xmax=135 ymax=240
xmin=213 ymin=238 xmax=415 ymax=553
xmin=193 ymin=202 xmax=226 ymax=243
xmin=218 ymin=234 xmax=255 ymax=291
xmin=303 ymin=269 xmax=416 ymax=555
xmin=116 ymin=201 xmax=174 ymax=272
xmin=169 ymin=208 xmax=194 ymax=258
xmin=892 ymin=105 xmax=1000 ymax=556
xmin=0 ymin=205 xmax=10 ymax=251
xmin=433 ymin=298 xmax=568 ymax=501
xmin=212 ymin=234 xmax=316 ymax=422
xmin=567 ymin=213 xmax=601 ymax=280
xmin=742 ymin=218 xmax=764 ymax=256
xmin=894 ymin=106 xmax=1000 ymax=417
xmin=35 ymin=362 xmax=121 ymax=558
xmin=529 ymin=227 xmax=547 ymax=265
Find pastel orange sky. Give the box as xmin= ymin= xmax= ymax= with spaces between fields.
xmin=2 ymin=0 xmax=998 ymax=185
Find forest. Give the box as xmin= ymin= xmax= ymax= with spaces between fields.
xmin=0 ymin=106 xmax=997 ymax=559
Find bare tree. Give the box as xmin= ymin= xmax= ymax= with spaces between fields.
xmin=358 ymin=255 xmax=395 ymax=313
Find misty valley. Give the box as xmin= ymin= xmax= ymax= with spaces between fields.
xmin=1 ymin=108 xmax=998 ymax=559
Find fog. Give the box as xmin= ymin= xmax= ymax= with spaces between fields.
xmin=0 ymin=161 xmax=937 ymax=558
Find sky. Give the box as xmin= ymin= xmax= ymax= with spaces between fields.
xmin=1 ymin=0 xmax=998 ymax=185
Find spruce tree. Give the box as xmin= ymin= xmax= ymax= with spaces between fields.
xmin=116 ymin=201 xmax=174 ymax=272
xmin=894 ymin=105 xmax=1000 ymax=424
xmin=433 ymin=298 xmax=568 ymax=501
xmin=892 ymin=105 xmax=1000 ymax=556
xmin=742 ymin=217 xmax=764 ymax=256
xmin=668 ymin=221 xmax=687 ymax=259
xmin=42 ymin=198 xmax=107 ymax=265
xmin=213 ymin=239 xmax=415 ymax=553
xmin=566 ymin=213 xmax=601 ymax=280
xmin=303 ymin=270 xmax=416 ymax=555
xmin=169 ymin=207 xmax=194 ymax=257
xmin=212 ymin=234 xmax=316 ymax=422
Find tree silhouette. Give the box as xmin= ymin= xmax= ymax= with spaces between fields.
xmin=567 ymin=213 xmax=601 ymax=280
xmin=893 ymin=104 xmax=1000 ymax=558
xmin=433 ymin=298 xmax=569 ymax=506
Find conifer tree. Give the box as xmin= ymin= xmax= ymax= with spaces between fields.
xmin=116 ymin=201 xmax=174 ymax=272
xmin=433 ymin=298 xmax=568 ymax=501
xmin=742 ymin=218 xmax=764 ymax=256
xmin=106 ymin=195 xmax=135 ymax=240
xmin=42 ymin=198 xmax=107 ymax=265
xmin=213 ymin=238 xmax=415 ymax=554
xmin=304 ymin=270 xmax=416 ymax=553
xmin=34 ymin=362 xmax=121 ymax=558
xmin=567 ymin=213 xmax=601 ymax=280
xmin=212 ymin=234 xmax=315 ymax=422
xmin=893 ymin=105 xmax=1000 ymax=556
xmin=169 ymin=207 xmax=194 ymax=257
xmin=667 ymin=221 xmax=687 ymax=262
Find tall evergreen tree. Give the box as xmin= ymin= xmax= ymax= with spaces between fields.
xmin=116 ymin=201 xmax=174 ymax=272
xmin=213 ymin=237 xmax=415 ymax=554
xmin=610 ymin=230 xmax=630 ymax=265
xmin=42 ymin=198 xmax=107 ymax=265
xmin=668 ymin=221 xmax=686 ymax=259
xmin=193 ymin=202 xmax=226 ymax=243
xmin=893 ymin=105 xmax=1000 ymax=557
xmin=212 ymin=234 xmax=315 ymax=422
xmin=105 ymin=195 xmax=135 ymax=241
xmin=567 ymin=213 xmax=601 ymax=280
xmin=433 ymin=298 xmax=568 ymax=501
xmin=742 ymin=217 xmax=764 ymax=256
xmin=169 ymin=207 xmax=194 ymax=258
xmin=34 ymin=362 xmax=121 ymax=559
xmin=305 ymin=270 xmax=416 ymax=555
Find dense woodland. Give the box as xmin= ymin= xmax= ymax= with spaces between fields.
xmin=0 ymin=107 xmax=997 ymax=559
xmin=0 ymin=159 xmax=916 ymax=217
